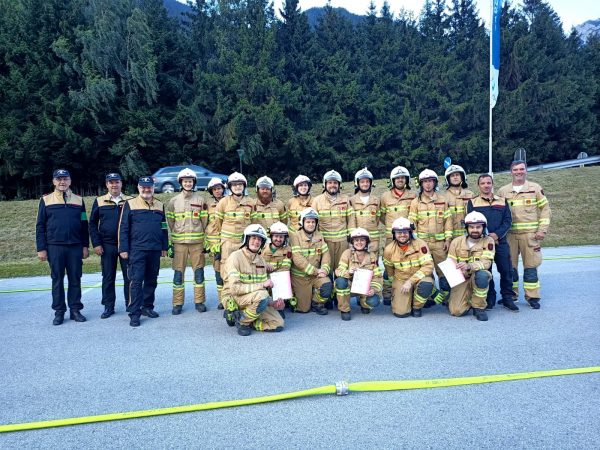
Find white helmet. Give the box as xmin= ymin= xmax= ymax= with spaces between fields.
xmin=269 ymin=221 xmax=289 ymax=246
xmin=354 ymin=168 xmax=373 ymax=187
xmin=240 ymin=224 xmax=268 ymax=252
xmin=445 ymin=164 xmax=468 ymax=188
xmin=256 ymin=176 xmax=274 ymax=191
xmin=227 ymin=172 xmax=247 ymax=188
xmin=391 ymin=217 xmax=415 ymax=239
xmin=464 ymin=211 xmax=487 ymax=228
xmin=349 ymin=227 xmax=371 ymax=249
xmin=418 ymin=169 xmax=439 ymax=192
xmin=293 ymin=175 xmax=312 ymax=197
xmin=177 ymin=168 xmax=197 ymax=190
xmin=207 ymin=177 xmax=226 ymax=195
xmin=322 ymin=170 xmax=342 ymax=189
xmin=299 ymin=207 xmax=319 ymax=230
xmin=389 ymin=166 xmax=411 ymax=190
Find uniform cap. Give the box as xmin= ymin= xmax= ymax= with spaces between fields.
xmin=138 ymin=176 xmax=154 ymax=186
xmin=105 ymin=173 xmax=122 ymax=182
xmin=53 ymin=169 xmax=71 ymax=179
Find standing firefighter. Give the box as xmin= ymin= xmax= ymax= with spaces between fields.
xmin=205 ymin=177 xmax=227 ymax=309
xmin=312 ymin=170 xmax=356 ymax=308
xmin=350 ymin=168 xmax=381 ymax=255
xmin=118 ymin=177 xmax=168 ymax=327
xmin=222 ymin=225 xmax=285 ymax=336
xmin=36 ymin=169 xmax=89 ymax=325
xmin=89 ymin=172 xmax=133 ymax=319
xmin=334 ymin=228 xmax=383 ymax=321
xmin=408 ymin=169 xmax=453 ymax=306
xmin=252 ymin=176 xmax=287 ymax=229
xmin=166 ymin=168 xmax=209 ymax=315
xmin=447 ymin=212 xmax=496 ymax=321
xmin=382 ymin=218 xmax=437 ymax=318
xmin=263 ymin=222 xmax=292 ymax=318
xmin=287 ymin=175 xmax=313 ymax=234
xmin=442 ymin=165 xmax=475 ymax=239
xmin=289 ymin=208 xmax=333 ymax=314
xmin=379 ymin=166 xmax=417 ymax=305
xmin=498 ymin=156 xmax=551 ymax=309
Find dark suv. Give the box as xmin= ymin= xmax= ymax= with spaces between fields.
xmin=151 ymin=165 xmax=228 ymax=193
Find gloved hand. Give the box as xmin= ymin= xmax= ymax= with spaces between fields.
xmin=432 ymin=290 xmax=445 ymax=304
xmin=203 ymin=241 xmax=211 ymax=254
xmin=167 ymin=241 xmax=174 ymax=258
xmin=211 ymin=243 xmax=221 ymax=255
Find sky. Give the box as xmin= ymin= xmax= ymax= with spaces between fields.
xmin=272 ymin=0 xmax=600 ymax=32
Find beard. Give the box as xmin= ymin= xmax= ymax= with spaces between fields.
xmin=468 ymin=232 xmax=481 ymax=240
xmin=258 ymin=192 xmax=272 ymax=203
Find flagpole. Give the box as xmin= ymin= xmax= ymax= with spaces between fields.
xmin=489 ymin=0 xmax=493 ymax=176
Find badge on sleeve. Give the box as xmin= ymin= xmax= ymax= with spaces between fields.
xmin=421 ymin=246 xmax=428 ymax=254
xmin=203 ymin=204 xmax=207 ymax=210
xmin=488 ymin=243 xmax=493 ymax=250
xmin=287 ymin=252 xmax=292 ymax=258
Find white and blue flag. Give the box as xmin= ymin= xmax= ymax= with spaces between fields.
xmin=490 ymin=0 xmax=502 ymax=108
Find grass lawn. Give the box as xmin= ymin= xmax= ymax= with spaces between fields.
xmin=0 ymin=166 xmax=598 ymax=279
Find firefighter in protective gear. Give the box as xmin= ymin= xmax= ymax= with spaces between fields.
xmin=379 ymin=166 xmax=417 ymax=305
xmin=205 ymin=177 xmax=227 ymax=308
xmin=442 ymin=165 xmax=475 ymax=239
xmin=382 ymin=218 xmax=437 ymax=318
xmin=289 ymin=208 xmax=333 ymax=314
xmin=36 ymin=169 xmax=90 ymax=325
xmin=350 ymin=168 xmax=381 ymax=256
xmin=408 ymin=169 xmax=453 ymax=306
xmin=89 ymin=172 xmax=133 ymax=319
xmin=497 ymin=160 xmax=551 ymax=309
xmin=214 ymin=172 xmax=254 ymax=266
xmin=221 ymin=225 xmax=284 ymax=336
xmin=288 ymin=175 xmax=313 ymax=234
xmin=447 ymin=212 xmax=496 ymax=321
xmin=467 ymin=174 xmax=518 ymax=312
xmin=312 ymin=170 xmax=356 ymax=307
xmin=166 ymin=168 xmax=209 ymax=315
xmin=334 ymin=228 xmax=383 ymax=321
xmin=252 ymin=176 xmax=287 ymax=229
xmin=118 ymin=177 xmax=168 ymax=327
xmin=263 ymin=222 xmax=292 ymax=318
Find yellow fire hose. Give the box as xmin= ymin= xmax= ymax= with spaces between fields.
xmin=1 ymin=366 xmax=598 ymax=433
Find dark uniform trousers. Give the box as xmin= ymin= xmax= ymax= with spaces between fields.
xmin=48 ymin=244 xmax=84 ymax=313
xmin=488 ymin=240 xmax=513 ymax=305
xmin=126 ymin=250 xmax=161 ymax=317
xmin=101 ymin=243 xmax=130 ymax=308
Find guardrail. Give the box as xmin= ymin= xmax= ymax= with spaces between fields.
xmin=495 ymin=155 xmax=600 ymax=174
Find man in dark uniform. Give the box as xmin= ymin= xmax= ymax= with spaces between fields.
xmin=90 ymin=173 xmax=133 ymax=319
xmin=467 ymin=174 xmax=518 ymax=312
xmin=36 ymin=169 xmax=90 ymax=325
xmin=118 ymin=176 xmax=168 ymax=327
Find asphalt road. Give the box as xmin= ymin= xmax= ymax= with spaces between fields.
xmin=1 ymin=246 xmax=599 ymax=449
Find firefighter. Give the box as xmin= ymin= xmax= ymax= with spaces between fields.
xmin=334 ymin=228 xmax=383 ymax=321
xmin=379 ymin=166 xmax=417 ymax=305
xmin=289 ymin=208 xmax=333 ymax=314
xmin=89 ymin=172 xmax=133 ymax=319
xmin=263 ymin=222 xmax=292 ymax=318
xmin=205 ymin=177 xmax=227 ymax=309
xmin=350 ymin=168 xmax=381 ymax=255
xmin=36 ymin=169 xmax=89 ymax=325
xmin=312 ymin=170 xmax=356 ymax=308
xmin=382 ymin=218 xmax=437 ymax=318
xmin=442 ymin=165 xmax=475 ymax=239
xmin=467 ymin=174 xmax=518 ymax=312
xmin=166 ymin=168 xmax=209 ymax=315
xmin=497 ymin=158 xmax=551 ymax=309
xmin=252 ymin=176 xmax=287 ymax=229
xmin=118 ymin=176 xmax=168 ymax=327
xmin=287 ymin=175 xmax=313 ymax=234
xmin=408 ymin=169 xmax=453 ymax=306
xmin=221 ymin=225 xmax=285 ymax=336
xmin=447 ymin=212 xmax=496 ymax=321
xmin=213 ymin=172 xmax=254 ymax=267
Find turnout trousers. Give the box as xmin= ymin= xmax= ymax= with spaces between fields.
xmin=172 ymin=243 xmax=206 ymax=306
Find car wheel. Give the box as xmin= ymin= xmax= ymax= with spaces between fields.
xmin=162 ymin=183 xmax=175 ymax=194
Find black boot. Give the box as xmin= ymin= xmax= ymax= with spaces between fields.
xmin=473 ymin=308 xmax=488 ymax=321
xmin=141 ymin=308 xmax=159 ymax=318
xmin=527 ymin=299 xmax=541 ymax=309
xmin=172 ymin=305 xmax=183 ymax=315
xmin=324 ymin=299 xmax=334 ymax=310
xmin=341 ymin=311 xmax=351 ymax=321
xmin=502 ymin=298 xmax=519 ymax=312
xmin=218 ymin=303 xmax=224 ymax=310
xmin=360 ymin=307 xmax=370 ymax=314
xmin=101 ymin=307 xmax=115 ymax=319
xmin=423 ymin=299 xmax=436 ymax=308
xmin=383 ymin=298 xmax=392 ymax=306
xmin=411 ymin=309 xmax=422 ymax=318
xmin=70 ymin=310 xmax=86 ymax=322
xmin=311 ymin=302 xmax=328 ymax=316
xmin=53 ymin=313 xmax=64 ymax=326
xmin=195 ymin=303 xmax=207 ymax=313
xmin=394 ymin=313 xmax=410 ymax=318
xmin=130 ymin=316 xmax=140 ymax=327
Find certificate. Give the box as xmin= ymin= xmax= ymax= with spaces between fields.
xmin=270 ymin=271 xmax=293 ymax=300
xmin=437 ymin=258 xmax=466 ymax=288
xmin=351 ymin=269 xmax=373 ymax=295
